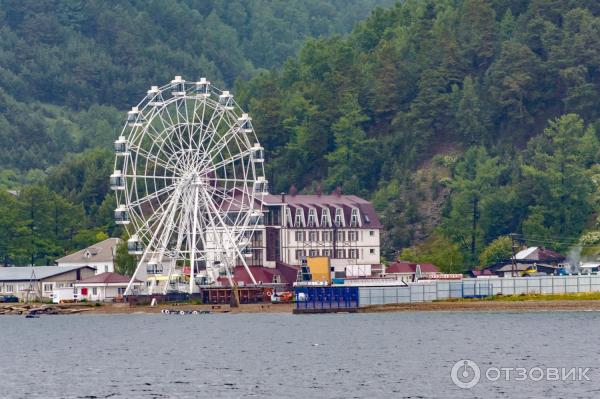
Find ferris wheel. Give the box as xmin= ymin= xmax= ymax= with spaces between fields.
xmin=110 ymin=76 xmax=267 ymax=295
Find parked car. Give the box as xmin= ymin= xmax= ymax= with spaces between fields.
xmin=521 ymin=265 xmax=546 ymax=277
xmin=0 ymin=295 xmax=19 ymax=303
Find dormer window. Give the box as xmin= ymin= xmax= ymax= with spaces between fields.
xmin=350 ymin=208 xmax=361 ymax=227
xmin=307 ymin=208 xmax=318 ymax=228
xmin=294 ymin=208 xmax=304 ymax=227
xmin=334 ymin=208 xmax=345 ymax=227
xmin=284 ymin=207 xmax=293 ymax=227
xmin=321 ymin=208 xmax=331 ymax=227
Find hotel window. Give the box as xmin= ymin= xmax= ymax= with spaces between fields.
xmin=307 ymin=208 xmax=318 ymax=227
xmin=43 ymin=283 xmax=53 ymax=292
xmin=295 ymin=231 xmax=305 ymax=242
xmin=308 ymin=231 xmax=318 ymax=241
xmin=334 ymin=208 xmax=344 ymax=227
xmin=321 ymin=208 xmax=331 ymax=227
xmin=336 ymin=231 xmax=345 ymax=242
xmin=350 ymin=208 xmax=360 ymax=227
xmin=294 ymin=208 xmax=304 ymax=227
xmin=349 ymin=249 xmax=359 ymax=259
xmin=348 ymin=231 xmax=359 ymax=241
xmin=309 ymin=249 xmax=319 ymax=257
xmin=336 ymin=249 xmax=346 ymax=259
xmin=322 ymin=231 xmax=332 ymax=242
xmin=322 ymin=249 xmax=332 ymax=257
xmin=295 ymin=249 xmax=306 ymax=260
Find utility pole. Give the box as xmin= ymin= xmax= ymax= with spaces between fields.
xmin=510 ymin=233 xmax=518 ymax=277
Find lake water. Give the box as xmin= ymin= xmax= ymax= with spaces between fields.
xmin=1 ymin=312 xmax=599 ymax=398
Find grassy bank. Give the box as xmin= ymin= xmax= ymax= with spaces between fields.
xmin=450 ymin=292 xmax=600 ymax=302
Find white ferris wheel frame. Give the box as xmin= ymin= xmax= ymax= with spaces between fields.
xmin=112 ymin=76 xmax=266 ymax=295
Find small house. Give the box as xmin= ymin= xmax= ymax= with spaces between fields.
xmin=385 ymin=261 xmax=440 ymax=283
xmin=75 ymin=272 xmax=141 ymax=302
xmin=0 ymin=266 xmax=96 ymax=301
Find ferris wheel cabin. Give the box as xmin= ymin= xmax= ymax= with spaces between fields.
xmin=251 ymin=143 xmax=265 ymax=163
xmin=110 ymin=170 xmax=125 ymax=190
xmin=127 ymin=107 xmax=144 ymax=127
xmin=238 ymin=113 xmax=252 ymax=132
xmin=114 ymin=205 xmax=130 ymax=225
xmin=114 ymin=136 xmax=128 ymax=155
xmin=194 ymin=78 xmax=211 ymax=97
xmin=171 ymin=75 xmax=186 ymax=96
xmin=219 ymin=91 xmax=234 ymax=110
xmin=147 ymin=86 xmax=163 ymax=107
xmin=127 ymin=235 xmax=144 ymax=255
xmin=146 ymin=259 xmax=162 ymax=274
xmin=253 ymin=177 xmax=269 ymax=195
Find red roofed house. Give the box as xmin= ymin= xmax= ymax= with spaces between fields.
xmin=385 ymin=261 xmax=441 ymax=283
xmin=74 ymin=272 xmax=142 ymax=302
xmin=217 ymin=263 xmax=299 ymax=287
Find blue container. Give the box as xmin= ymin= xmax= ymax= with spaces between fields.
xmin=294 ymin=286 xmax=359 ymax=310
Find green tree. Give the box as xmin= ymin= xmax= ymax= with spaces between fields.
xmin=442 ymin=147 xmax=503 ymax=265
xmin=520 ymin=114 xmax=599 ymax=249
xmin=114 ymin=239 xmax=137 ymax=276
xmin=455 ymin=75 xmax=488 ymax=144
xmin=325 ymin=93 xmax=377 ymax=194
xmin=479 ymin=235 xmax=513 ymax=268
xmin=399 ymin=231 xmax=465 ymax=273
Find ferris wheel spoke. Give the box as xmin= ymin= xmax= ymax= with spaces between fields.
xmin=127 ymin=183 xmax=177 ymax=209
xmin=146 ymin=122 xmax=184 ymax=159
xmin=129 ymin=144 xmax=176 ymax=173
xmin=206 ymin=148 xmax=252 ymax=171
xmin=198 ymin=105 xmax=227 ymax=158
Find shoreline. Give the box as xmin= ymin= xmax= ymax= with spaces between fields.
xmin=359 ymin=299 xmax=600 ymax=313
xmin=4 ymin=299 xmax=600 ymax=315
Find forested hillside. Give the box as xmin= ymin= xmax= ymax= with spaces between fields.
xmin=3 ymin=0 xmax=600 ymax=270
xmin=239 ymin=0 xmax=600 ymax=269
xmin=0 ymin=0 xmax=394 ymax=182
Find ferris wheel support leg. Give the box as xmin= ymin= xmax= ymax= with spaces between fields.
xmin=189 ymin=184 xmax=200 ymax=295
xmin=199 ymin=188 xmax=258 ymax=285
xmin=124 ymin=186 xmax=182 ymax=296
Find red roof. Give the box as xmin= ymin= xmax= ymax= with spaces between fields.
xmin=470 ymin=269 xmax=494 ymax=276
xmin=386 ymin=262 xmax=439 ymax=274
xmin=217 ymin=264 xmax=299 ymax=286
xmin=78 ymin=272 xmax=136 ymax=284
xmin=536 ymin=248 xmax=565 ymax=261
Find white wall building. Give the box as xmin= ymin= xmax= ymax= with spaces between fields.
xmin=75 ymin=272 xmax=142 ymax=302
xmin=56 ymin=238 xmax=120 ymax=275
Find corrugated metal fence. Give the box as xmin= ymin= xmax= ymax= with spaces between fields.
xmin=358 ymin=275 xmax=600 ymax=307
